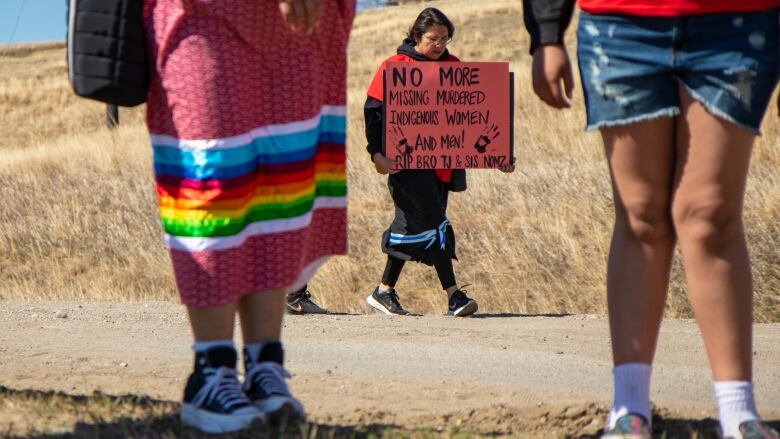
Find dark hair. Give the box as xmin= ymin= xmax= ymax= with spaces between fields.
xmin=407 ymin=7 xmax=454 ymax=42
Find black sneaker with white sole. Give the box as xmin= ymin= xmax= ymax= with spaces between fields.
xmin=286 ymin=287 xmax=327 ymax=315
xmin=366 ymin=286 xmax=410 ymax=315
xmin=243 ymin=342 xmax=305 ymax=424
xmin=181 ymin=346 xmax=262 ymax=434
xmin=448 ymin=288 xmax=478 ymax=317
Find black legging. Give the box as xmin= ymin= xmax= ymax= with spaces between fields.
xmin=381 ymin=254 xmax=456 ymax=290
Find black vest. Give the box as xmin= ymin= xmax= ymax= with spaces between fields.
xmin=67 ymin=0 xmax=148 ymax=107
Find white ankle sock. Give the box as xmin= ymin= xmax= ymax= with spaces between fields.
xmin=608 ymin=363 xmax=652 ymax=429
xmin=244 ymin=342 xmax=273 ymax=363
xmin=714 ymin=381 xmax=758 ymax=438
xmin=192 ymin=340 xmax=234 ymax=353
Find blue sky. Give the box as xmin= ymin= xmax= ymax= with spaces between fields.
xmin=0 ymin=1 xmax=384 ymax=45
xmin=1 ymin=0 xmax=67 ymax=44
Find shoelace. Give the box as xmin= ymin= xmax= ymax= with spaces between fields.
xmin=247 ymin=362 xmax=292 ymax=397
xmin=192 ymin=367 xmax=249 ymax=411
xmin=450 ymin=286 xmax=472 ymax=306
xmin=288 ymin=289 xmax=307 ymax=305
xmin=387 ymin=290 xmax=404 ymax=309
xmin=300 ymin=290 xmax=316 ymax=304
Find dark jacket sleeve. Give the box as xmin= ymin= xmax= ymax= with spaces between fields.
xmin=522 ymin=0 xmax=576 ymax=55
xmin=364 ymin=96 xmax=384 ymax=160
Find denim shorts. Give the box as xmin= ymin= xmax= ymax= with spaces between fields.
xmin=577 ymin=10 xmax=780 ymax=133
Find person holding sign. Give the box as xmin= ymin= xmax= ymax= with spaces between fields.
xmin=363 ymin=7 xmax=514 ymax=317
xmin=144 ymin=0 xmax=354 ymax=433
xmin=524 ymin=0 xmax=780 ymax=438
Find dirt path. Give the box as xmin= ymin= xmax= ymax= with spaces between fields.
xmin=1 ymin=300 xmax=779 ymax=435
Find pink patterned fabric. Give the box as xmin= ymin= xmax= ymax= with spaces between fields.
xmin=169 ymin=209 xmax=347 ymax=307
xmin=144 ymin=0 xmax=354 ymax=307
xmin=145 ymin=0 xmax=354 ymax=137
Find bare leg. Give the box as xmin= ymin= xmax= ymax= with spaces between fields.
xmin=186 ymin=289 xmax=287 ymax=344
xmin=187 ymin=303 xmax=238 ymax=341
xmin=238 ymin=289 xmax=287 ymax=344
xmin=601 ymin=117 xmax=676 ymax=365
xmin=671 ymin=88 xmax=754 ymax=381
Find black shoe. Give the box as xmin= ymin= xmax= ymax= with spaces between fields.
xmin=243 ymin=343 xmax=305 ymax=423
xmin=447 ymin=288 xmax=478 ymax=317
xmin=181 ymin=347 xmax=262 ymax=433
xmin=366 ymin=286 xmax=410 ymax=315
xmin=286 ymin=288 xmax=327 ymax=315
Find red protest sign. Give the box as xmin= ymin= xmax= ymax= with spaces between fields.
xmin=383 ymin=61 xmax=513 ymax=170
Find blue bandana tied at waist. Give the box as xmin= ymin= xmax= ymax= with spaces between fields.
xmin=388 ymin=219 xmax=450 ymax=250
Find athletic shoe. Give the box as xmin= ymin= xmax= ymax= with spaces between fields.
xmin=286 ymin=287 xmax=327 ymax=315
xmin=447 ymin=288 xmax=478 ymax=317
xmin=181 ymin=346 xmax=263 ymax=434
xmin=728 ymin=420 xmax=780 ymax=439
xmin=601 ymin=414 xmax=652 ymax=439
xmin=243 ymin=342 xmax=305 ymax=423
xmin=366 ymin=286 xmax=410 ymax=315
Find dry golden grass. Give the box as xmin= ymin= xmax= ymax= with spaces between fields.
xmin=1 ymin=0 xmax=779 ymax=320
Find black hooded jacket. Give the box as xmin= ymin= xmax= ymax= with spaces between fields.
xmin=522 ymin=0 xmax=575 ymax=54
xmin=363 ymin=38 xmax=466 ymax=191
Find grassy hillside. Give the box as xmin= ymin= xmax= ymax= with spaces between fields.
xmin=1 ymin=0 xmax=779 ymax=320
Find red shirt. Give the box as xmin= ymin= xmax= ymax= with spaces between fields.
xmin=579 ymin=0 xmax=778 ymax=16
xmin=367 ymin=53 xmax=461 ymax=182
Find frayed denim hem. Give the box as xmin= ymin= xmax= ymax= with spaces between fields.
xmin=679 ymin=82 xmax=762 ymax=135
xmin=585 ymin=107 xmax=679 ymax=132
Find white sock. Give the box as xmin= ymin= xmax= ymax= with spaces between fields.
xmin=192 ymin=340 xmax=234 ymax=353
xmin=244 ymin=342 xmax=268 ymax=363
xmin=714 ymin=381 xmax=758 ymax=438
xmin=608 ymin=363 xmax=652 ymax=429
